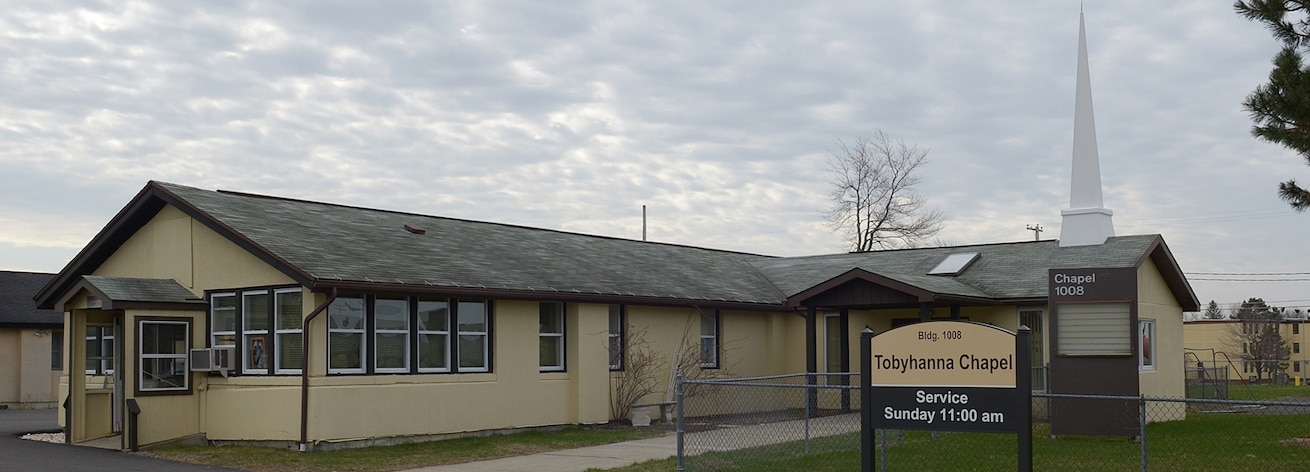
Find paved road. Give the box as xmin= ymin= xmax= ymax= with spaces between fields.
xmin=0 ymin=408 xmax=238 ymax=472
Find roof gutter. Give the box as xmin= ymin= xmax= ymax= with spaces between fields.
xmin=299 ymin=287 xmax=336 ymax=452
xmin=312 ymin=280 xmax=792 ymax=312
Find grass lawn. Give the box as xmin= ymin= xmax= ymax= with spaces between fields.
xmin=142 ymin=424 xmax=668 ymax=472
xmin=599 ymin=401 xmax=1310 ymax=471
xmin=1226 ymin=383 xmax=1310 ymax=401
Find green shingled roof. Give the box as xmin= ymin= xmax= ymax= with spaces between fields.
xmin=37 ymin=181 xmax=1198 ymax=311
xmin=748 ymin=236 xmax=1165 ymax=301
xmin=81 ymin=275 xmax=202 ymax=305
xmin=157 ymin=182 xmax=785 ymax=305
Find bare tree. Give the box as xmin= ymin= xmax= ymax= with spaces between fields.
xmin=825 ymin=131 xmax=944 ymax=252
xmin=1226 ymin=297 xmax=1291 ymax=382
xmin=608 ymin=326 xmax=666 ymax=422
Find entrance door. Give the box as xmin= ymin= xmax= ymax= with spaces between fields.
xmin=1019 ymin=309 xmax=1046 ymax=390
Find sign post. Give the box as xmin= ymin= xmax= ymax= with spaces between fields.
xmin=860 ymin=321 xmax=1032 ymax=471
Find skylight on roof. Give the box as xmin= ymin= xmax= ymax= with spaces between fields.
xmin=928 ymin=253 xmax=980 ymax=276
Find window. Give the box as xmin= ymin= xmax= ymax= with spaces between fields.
xmin=274 ymin=289 xmax=303 ymax=373
xmin=1057 ymin=302 xmax=1131 ymax=356
xmin=1297 ymin=343 xmax=1302 ymax=354
xmin=328 ymin=297 xmax=366 ymax=374
xmin=375 ymin=298 xmax=410 ymax=373
xmin=86 ymin=325 xmax=114 ymax=375
xmin=51 ymin=330 xmax=63 ymax=371
xmin=824 ymin=313 xmax=842 ymax=373
xmin=211 ymin=293 xmax=237 ymax=349
xmin=700 ymin=309 xmax=719 ymax=368
xmin=1296 ymin=323 xmax=1301 ymax=335
xmin=457 ymin=301 xmax=489 ymax=372
xmin=138 ymin=319 xmax=190 ymax=393
xmin=1139 ymin=319 xmax=1155 ymax=370
xmin=539 ymin=302 xmax=565 ymax=372
xmin=608 ymin=305 xmax=624 ymax=370
xmin=242 ymin=291 xmax=270 ymax=373
xmin=417 ymin=300 xmax=450 ymax=373
xmin=1297 ymin=362 xmax=1303 ymax=374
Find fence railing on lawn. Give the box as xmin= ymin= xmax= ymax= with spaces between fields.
xmin=674 ymin=372 xmax=1310 ymax=471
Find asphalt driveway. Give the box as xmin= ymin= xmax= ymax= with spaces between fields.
xmin=0 ymin=408 xmax=237 ymax=471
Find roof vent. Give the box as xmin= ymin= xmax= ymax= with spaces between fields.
xmin=403 ymin=224 xmax=426 ymax=235
xmin=928 ymin=253 xmax=980 ymax=276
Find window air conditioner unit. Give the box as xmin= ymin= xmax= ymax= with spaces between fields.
xmin=190 ymin=346 xmax=236 ymax=377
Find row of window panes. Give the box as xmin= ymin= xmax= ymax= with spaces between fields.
xmin=206 ymin=290 xmax=695 ymax=375
xmin=211 ymin=288 xmax=303 ymax=375
xmin=327 ymin=297 xmax=490 ymax=374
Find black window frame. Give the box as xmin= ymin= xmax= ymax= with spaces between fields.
xmin=51 ymin=330 xmax=64 ymax=371
xmin=699 ymin=308 xmax=721 ymax=369
xmin=608 ymin=304 xmax=625 ymax=371
xmin=326 ymin=295 xmax=494 ymax=376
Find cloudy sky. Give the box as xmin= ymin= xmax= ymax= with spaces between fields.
xmin=3 ymin=1 xmax=1308 ymax=313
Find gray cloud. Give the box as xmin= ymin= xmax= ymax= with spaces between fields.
xmin=1 ymin=0 xmax=1308 ymax=308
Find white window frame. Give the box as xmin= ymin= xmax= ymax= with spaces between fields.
xmin=1139 ymin=319 xmax=1156 ymax=370
xmin=273 ymin=288 xmax=304 ymax=375
xmin=539 ymin=302 xmax=565 ymax=372
xmin=210 ymin=292 xmax=237 ymax=349
xmin=700 ymin=309 xmax=720 ymax=368
xmin=328 ymin=297 xmax=367 ymax=374
xmin=138 ymin=319 xmax=190 ymax=393
xmin=608 ymin=305 xmax=624 ymax=371
xmin=417 ymin=299 xmax=450 ymax=373
xmin=456 ymin=301 xmax=489 ymax=373
xmin=374 ymin=297 xmax=411 ymax=373
xmin=242 ymin=291 xmax=271 ymax=374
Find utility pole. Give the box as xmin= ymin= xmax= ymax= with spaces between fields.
xmin=1026 ymin=224 xmax=1043 ymax=241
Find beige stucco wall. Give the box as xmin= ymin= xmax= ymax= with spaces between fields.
xmin=124 ymin=309 xmax=206 ymax=446
xmin=1137 ymin=258 xmax=1186 ymax=421
xmin=1185 ymin=318 xmax=1310 ymax=383
xmin=94 ymin=205 xmax=295 ymax=291
xmin=203 ymin=299 xmax=619 ymax=444
xmin=0 ymin=327 xmax=61 ymax=409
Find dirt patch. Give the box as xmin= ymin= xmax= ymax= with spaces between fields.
xmin=1280 ymin=436 xmax=1310 ymax=448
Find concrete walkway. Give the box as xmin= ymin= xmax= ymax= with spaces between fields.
xmin=404 ymin=413 xmax=861 ymax=472
xmin=403 ymin=434 xmax=677 ymax=472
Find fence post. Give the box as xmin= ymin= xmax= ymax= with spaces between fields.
xmin=860 ymin=328 xmax=874 ymax=472
xmin=1139 ymin=395 xmax=1147 ymax=472
xmin=676 ymin=374 xmax=685 ymax=472
xmin=796 ymin=382 xmax=806 ymax=456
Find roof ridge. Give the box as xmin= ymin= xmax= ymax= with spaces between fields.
xmin=186 ymin=183 xmax=778 ymax=259
xmin=0 ymin=270 xmax=56 ymax=276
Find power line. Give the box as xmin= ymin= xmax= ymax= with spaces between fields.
xmin=1188 ymin=277 xmax=1310 ymax=282
xmin=1188 ymin=271 xmax=1310 ymax=276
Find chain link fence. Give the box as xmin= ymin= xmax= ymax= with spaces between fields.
xmin=675 ymin=373 xmax=1310 ymax=471
xmin=676 ymin=373 xmax=862 ymax=471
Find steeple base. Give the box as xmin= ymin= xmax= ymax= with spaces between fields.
xmin=1059 ymin=207 xmax=1115 ymax=247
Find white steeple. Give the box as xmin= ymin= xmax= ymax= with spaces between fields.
xmin=1059 ymin=11 xmax=1115 ymax=247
